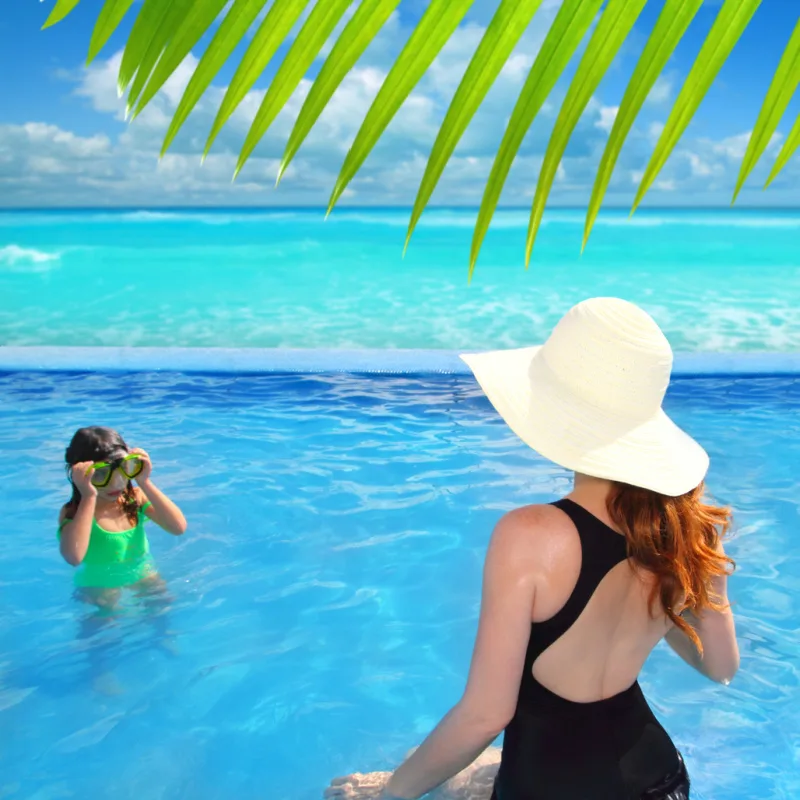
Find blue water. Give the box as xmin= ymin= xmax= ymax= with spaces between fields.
xmin=2 ymin=207 xmax=800 ymax=351
xmin=1 ymin=370 xmax=798 ymax=799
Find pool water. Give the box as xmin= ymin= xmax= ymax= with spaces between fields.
xmin=0 ymin=371 xmax=798 ymax=799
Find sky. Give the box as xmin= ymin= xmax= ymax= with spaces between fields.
xmin=0 ymin=0 xmax=798 ymax=208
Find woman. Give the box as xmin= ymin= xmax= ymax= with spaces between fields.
xmin=326 ymin=298 xmax=738 ymax=800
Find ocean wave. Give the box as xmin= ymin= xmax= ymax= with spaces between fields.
xmin=107 ymin=210 xmax=306 ymax=225
xmin=1 ymin=208 xmax=799 ymax=231
xmin=0 ymin=245 xmax=61 ymax=270
xmin=323 ymin=210 xmax=800 ymax=230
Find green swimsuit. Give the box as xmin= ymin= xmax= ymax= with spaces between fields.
xmin=58 ymin=502 xmax=156 ymax=588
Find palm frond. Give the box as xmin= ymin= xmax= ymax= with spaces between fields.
xmin=118 ymin=0 xmax=170 ymax=93
xmin=734 ymin=17 xmax=800 ymax=201
xmin=131 ymin=0 xmax=234 ymax=119
xmin=88 ymin=0 xmax=136 ymax=65
xmin=235 ymin=0 xmax=355 ymax=178
xmin=327 ymin=0 xmax=475 ymax=214
xmin=632 ymin=0 xmax=762 ymax=213
xmin=204 ymin=0 xmax=311 ymax=159
xmin=404 ymin=0 xmax=546 ymax=253
xmin=42 ymin=0 xmax=81 ymax=30
xmin=583 ymin=0 xmax=702 ymax=251
xmin=765 ymin=111 xmax=800 ymax=188
xmin=161 ymin=0 xmax=269 ymax=157
xmin=42 ymin=0 xmax=797 ymax=275
xmin=470 ymin=0 xmax=602 ymax=279
xmin=526 ymin=0 xmax=648 ymax=266
xmin=278 ymin=0 xmax=402 ymax=186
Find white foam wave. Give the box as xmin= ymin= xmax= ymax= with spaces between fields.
xmin=325 ymin=210 xmax=800 ymax=230
xmin=2 ymin=208 xmax=799 ymax=231
xmin=0 ymin=245 xmax=62 ymax=270
xmin=119 ymin=210 xmax=183 ymax=222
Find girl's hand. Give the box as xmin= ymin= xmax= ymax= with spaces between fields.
xmin=324 ymin=772 xmax=393 ymax=800
xmin=71 ymin=461 xmax=98 ymax=498
xmin=129 ymin=448 xmax=152 ymax=482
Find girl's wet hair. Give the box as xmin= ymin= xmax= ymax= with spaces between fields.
xmin=63 ymin=426 xmax=139 ymax=525
xmin=65 ymin=426 xmax=129 ymax=465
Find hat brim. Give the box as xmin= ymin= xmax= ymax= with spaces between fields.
xmin=460 ymin=346 xmax=708 ymax=497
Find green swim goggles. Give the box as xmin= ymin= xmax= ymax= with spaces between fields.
xmin=68 ymin=454 xmax=145 ymax=488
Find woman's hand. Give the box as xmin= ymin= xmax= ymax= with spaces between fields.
xmin=324 ymin=772 xmax=394 ymax=800
xmin=129 ymin=448 xmax=152 ymax=483
xmin=71 ymin=461 xmax=98 ymax=498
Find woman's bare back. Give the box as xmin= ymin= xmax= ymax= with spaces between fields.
xmin=526 ymin=498 xmax=671 ymax=703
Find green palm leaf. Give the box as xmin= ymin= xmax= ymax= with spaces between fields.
xmin=87 ymin=0 xmax=136 ymax=64
xmin=204 ymin=0 xmax=312 ymax=159
xmin=583 ymin=0 xmax=702 ymax=251
xmin=278 ymin=0 xmax=402 ymax=186
xmin=42 ymin=0 xmax=81 ymax=29
xmin=327 ymin=0 xmax=475 ymax=214
xmin=122 ymin=0 xmax=194 ymax=115
xmin=632 ymin=0 xmax=762 ymax=213
xmin=235 ymin=0 xmax=355 ymax=177
xmin=161 ymin=0 xmax=270 ymax=158
xmin=469 ymin=0 xmax=602 ymax=279
xmin=527 ymin=0 xmax=647 ymax=266
xmin=765 ymin=111 xmax=800 ymax=188
xmin=129 ymin=0 xmax=231 ymax=120
xmin=405 ymin=0 xmax=545 ymax=254
xmin=42 ymin=0 xmax=786 ymax=267
xmin=118 ymin=0 xmax=175 ymax=95
xmin=128 ymin=0 xmax=228 ymax=119
xmin=733 ymin=17 xmax=800 ymax=202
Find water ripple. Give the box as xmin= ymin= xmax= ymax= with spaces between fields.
xmin=0 ymin=372 xmax=798 ymax=798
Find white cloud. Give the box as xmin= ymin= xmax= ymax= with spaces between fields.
xmin=648 ymin=121 xmax=665 ymax=142
xmin=711 ymin=130 xmax=783 ymax=160
xmin=648 ymin=76 xmax=672 ymax=105
xmin=595 ymin=106 xmax=619 ymax=133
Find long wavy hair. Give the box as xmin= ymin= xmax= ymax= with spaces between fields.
xmin=607 ymin=481 xmax=734 ymax=653
xmin=64 ymin=426 xmax=139 ymax=526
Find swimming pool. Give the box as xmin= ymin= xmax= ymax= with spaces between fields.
xmin=1 ymin=368 xmax=798 ymax=799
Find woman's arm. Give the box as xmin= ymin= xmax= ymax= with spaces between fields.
xmin=665 ymin=542 xmax=739 ymax=684
xmin=381 ymin=508 xmax=543 ymax=800
xmin=136 ymin=481 xmax=187 ymax=536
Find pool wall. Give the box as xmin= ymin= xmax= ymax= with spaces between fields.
xmin=1 ymin=347 xmax=800 ymax=376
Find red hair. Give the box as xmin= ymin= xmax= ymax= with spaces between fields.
xmin=607 ymin=481 xmax=734 ymax=652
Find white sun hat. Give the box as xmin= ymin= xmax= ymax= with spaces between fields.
xmin=460 ymin=297 xmax=708 ymax=497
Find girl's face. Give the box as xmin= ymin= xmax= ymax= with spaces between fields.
xmin=88 ymin=448 xmax=133 ymax=502
xmin=97 ymin=466 xmax=129 ymax=501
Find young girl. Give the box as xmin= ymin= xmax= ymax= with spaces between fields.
xmin=59 ymin=426 xmax=187 ymax=607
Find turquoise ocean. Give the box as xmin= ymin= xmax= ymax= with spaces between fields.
xmin=1 ymin=207 xmax=799 ymax=350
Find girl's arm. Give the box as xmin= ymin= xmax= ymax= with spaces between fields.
xmin=59 ymin=498 xmax=96 ymax=565
xmin=59 ymin=460 xmax=98 ymax=565
xmin=130 ymin=447 xmax=187 ymax=536
xmin=136 ymin=481 xmax=187 ymax=536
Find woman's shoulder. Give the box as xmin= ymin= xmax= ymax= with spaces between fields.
xmin=490 ymin=504 xmax=580 ymax=564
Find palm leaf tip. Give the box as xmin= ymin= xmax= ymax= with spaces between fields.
xmin=42 ymin=0 xmax=81 ymax=29
xmin=632 ymin=0 xmax=761 ymax=213
xmin=733 ymin=18 xmax=800 ymax=203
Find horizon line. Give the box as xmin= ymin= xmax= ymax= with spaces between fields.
xmin=1 ymin=204 xmax=799 ymax=212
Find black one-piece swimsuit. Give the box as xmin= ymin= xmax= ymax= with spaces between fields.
xmin=490 ymin=499 xmax=690 ymax=800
